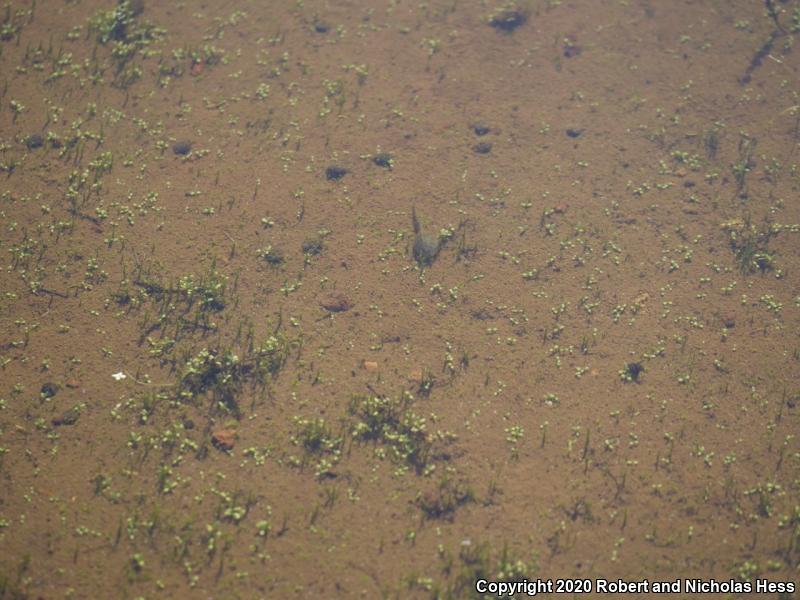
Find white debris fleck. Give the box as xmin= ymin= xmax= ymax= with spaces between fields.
xmin=112 ymin=372 xmax=127 ymax=381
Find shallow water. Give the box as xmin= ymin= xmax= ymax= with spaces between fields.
xmin=1 ymin=0 xmax=799 ymax=597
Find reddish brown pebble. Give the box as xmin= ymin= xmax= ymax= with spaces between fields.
xmin=362 ymin=360 xmax=378 ymax=372
xmin=320 ymin=292 xmax=352 ymax=312
xmin=65 ymin=378 xmax=80 ymax=389
xmin=211 ymin=429 xmax=236 ymax=451
xmin=553 ymin=204 xmax=568 ymax=214
xmin=190 ymin=61 xmax=204 ymax=76
xmin=408 ymin=368 xmax=423 ymax=383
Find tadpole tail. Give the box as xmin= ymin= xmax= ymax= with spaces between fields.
xmin=411 ymin=206 xmax=421 ymax=235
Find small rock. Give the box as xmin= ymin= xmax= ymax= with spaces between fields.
xmin=362 ymin=360 xmax=378 ymax=372
xmin=565 ymin=128 xmax=584 ymax=138
xmin=302 ymin=237 xmax=324 ymax=256
xmin=261 ymin=247 xmax=285 ymax=265
xmin=320 ymin=292 xmax=352 ymax=312
xmin=314 ymin=21 xmax=330 ymax=33
xmin=325 ymin=165 xmax=348 ymax=181
xmin=173 ymin=140 xmax=192 ymax=156
xmin=563 ymin=37 xmax=581 ymax=58
xmin=473 ymin=142 xmax=492 ymax=155
xmin=721 ymin=314 xmax=736 ymax=329
xmin=182 ymin=418 xmax=195 ymax=430
xmin=65 ymin=378 xmax=81 ymax=389
xmin=212 ymin=429 xmax=236 ymax=451
xmin=41 ymin=382 xmax=59 ymax=399
xmin=52 ymin=409 xmax=80 ymax=427
xmin=25 ymin=134 xmax=44 ymax=150
xmin=373 ymin=153 xmax=393 ymax=168
xmin=190 ymin=61 xmax=204 ymax=76
xmin=626 ymin=362 xmax=644 ymax=382
xmin=473 ymin=124 xmax=490 ymax=136
xmin=408 ymin=367 xmax=423 ymax=383
xmin=489 ymin=8 xmax=527 ymax=32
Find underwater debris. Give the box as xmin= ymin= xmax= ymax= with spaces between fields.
xmin=489 ymin=8 xmax=527 ymax=33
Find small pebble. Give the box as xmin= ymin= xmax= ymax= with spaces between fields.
xmin=626 ymin=362 xmax=644 ymax=381
xmin=25 ymin=134 xmax=44 ymax=150
xmin=373 ymin=153 xmax=393 ymax=168
xmin=489 ymin=9 xmax=527 ymax=32
xmin=563 ymin=38 xmax=581 ymax=58
xmin=473 ymin=125 xmax=490 ymax=136
xmin=41 ymin=382 xmax=59 ymax=399
xmin=473 ymin=142 xmax=492 ymax=155
xmin=566 ymin=128 xmax=584 ymax=138
xmin=211 ymin=429 xmax=236 ymax=451
xmin=173 ymin=140 xmax=192 ymax=156
xmin=325 ymin=165 xmax=348 ymax=181
xmin=261 ymin=248 xmax=285 ymax=265
xmin=52 ymin=409 xmax=80 ymax=427
xmin=320 ymin=292 xmax=352 ymax=312
xmin=302 ymin=237 xmax=324 ymax=256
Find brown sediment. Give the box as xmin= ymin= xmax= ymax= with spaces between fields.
xmin=1 ymin=0 xmax=797 ymax=597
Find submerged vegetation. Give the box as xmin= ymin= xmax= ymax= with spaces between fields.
xmin=0 ymin=0 xmax=799 ymax=597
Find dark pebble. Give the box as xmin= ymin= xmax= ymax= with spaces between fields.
xmin=473 ymin=142 xmax=492 ymax=154
xmin=25 ymin=134 xmax=44 ymax=150
xmin=52 ymin=409 xmax=80 ymax=427
xmin=563 ymin=41 xmax=581 ymax=58
xmin=473 ymin=125 xmax=490 ymax=136
xmin=314 ymin=22 xmax=330 ymax=33
xmin=320 ymin=292 xmax=353 ymax=313
xmin=489 ymin=9 xmax=527 ymax=32
xmin=262 ymin=248 xmax=285 ymax=265
xmin=373 ymin=153 xmax=393 ymax=168
xmin=183 ymin=418 xmax=195 ymax=430
xmin=206 ymin=298 xmax=225 ymax=311
xmin=325 ymin=165 xmax=348 ymax=181
xmin=173 ymin=140 xmax=192 ymax=156
xmin=626 ymin=362 xmax=644 ymax=381
xmin=565 ymin=128 xmax=584 ymax=138
xmin=41 ymin=382 xmax=59 ymax=399
xmin=303 ymin=237 xmax=324 ymax=255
